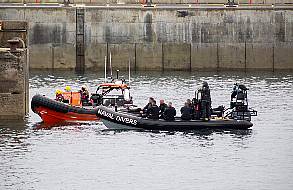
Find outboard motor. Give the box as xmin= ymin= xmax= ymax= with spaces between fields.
xmin=228 ymin=83 xmax=257 ymax=121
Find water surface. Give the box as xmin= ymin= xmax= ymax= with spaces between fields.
xmin=1 ymin=70 xmax=293 ymax=189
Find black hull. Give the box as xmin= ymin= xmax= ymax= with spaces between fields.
xmin=96 ymin=106 xmax=253 ymax=131
xmin=31 ymin=94 xmax=97 ymax=115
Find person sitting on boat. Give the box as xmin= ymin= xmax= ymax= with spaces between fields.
xmin=63 ymin=86 xmax=72 ymax=104
xmin=146 ymin=100 xmax=160 ymax=120
xmin=64 ymin=86 xmax=71 ymax=92
xmin=159 ymin=99 xmax=168 ymax=118
xmin=180 ymin=102 xmax=193 ymax=120
xmin=186 ymin=98 xmax=195 ymax=117
xmin=80 ymin=85 xmax=90 ymax=105
xmin=143 ymin=97 xmax=154 ymax=113
xmin=186 ymin=99 xmax=192 ymax=107
xmin=55 ymin=89 xmax=64 ymax=102
xmin=163 ymin=102 xmax=176 ymax=121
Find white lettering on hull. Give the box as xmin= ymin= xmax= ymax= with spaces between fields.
xmin=97 ymin=109 xmax=138 ymax=126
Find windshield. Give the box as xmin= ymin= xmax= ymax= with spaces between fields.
xmin=123 ymin=89 xmax=131 ymax=101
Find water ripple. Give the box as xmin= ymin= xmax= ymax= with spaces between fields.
xmin=1 ymin=70 xmax=293 ymax=190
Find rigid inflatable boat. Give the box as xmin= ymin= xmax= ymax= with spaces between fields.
xmin=97 ymin=83 xmax=257 ymax=131
xmin=31 ymin=94 xmax=99 ymax=125
xmin=31 ymin=80 xmax=133 ymax=125
xmin=96 ymin=106 xmax=254 ymax=130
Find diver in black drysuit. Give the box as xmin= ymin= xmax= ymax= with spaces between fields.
xmin=146 ymin=101 xmax=160 ymax=119
xmin=199 ymin=81 xmax=211 ymax=121
xmin=180 ymin=102 xmax=193 ymax=120
xmin=163 ymin=102 xmax=176 ymax=121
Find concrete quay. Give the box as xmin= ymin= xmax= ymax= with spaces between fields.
xmin=0 ymin=21 xmax=29 ymax=120
xmin=0 ymin=4 xmax=292 ymax=71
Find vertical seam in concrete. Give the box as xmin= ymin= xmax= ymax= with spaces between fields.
xmin=134 ymin=43 xmax=137 ymax=72
xmin=162 ymin=43 xmax=164 ymax=72
xmin=272 ymin=43 xmax=275 ymax=72
xmin=216 ymin=42 xmax=219 ymax=72
xmin=25 ymin=50 xmax=29 ymax=114
xmin=52 ymin=44 xmax=54 ymax=70
xmin=106 ymin=42 xmax=110 ymax=73
xmin=244 ymin=42 xmax=247 ymax=72
xmin=189 ymin=43 xmax=192 ymax=72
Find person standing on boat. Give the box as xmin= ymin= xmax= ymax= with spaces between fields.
xmin=80 ymin=85 xmax=90 ymax=105
xmin=180 ymin=102 xmax=193 ymax=120
xmin=163 ymin=102 xmax=176 ymax=121
xmin=159 ymin=99 xmax=167 ymax=118
xmin=146 ymin=100 xmax=160 ymax=119
xmin=200 ymin=81 xmax=211 ymax=121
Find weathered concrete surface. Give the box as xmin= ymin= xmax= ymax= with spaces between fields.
xmin=109 ymin=43 xmax=136 ymax=70
xmin=218 ymin=43 xmax=246 ymax=70
xmin=191 ymin=43 xmax=218 ymax=70
xmin=1 ymin=0 xmax=293 ymax=4
xmin=0 ymin=20 xmax=28 ymax=120
xmin=274 ymin=42 xmax=293 ymax=69
xmin=0 ymin=6 xmax=293 ymax=71
xmin=0 ymin=50 xmax=28 ymax=119
xmin=163 ymin=43 xmax=191 ymax=70
xmin=135 ymin=43 xmax=162 ymax=70
xmin=85 ymin=43 xmax=107 ymax=69
xmin=0 ymin=8 xmax=76 ymax=69
xmin=246 ymin=43 xmax=274 ymax=70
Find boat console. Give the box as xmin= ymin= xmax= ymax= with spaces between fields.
xmin=226 ymin=83 xmax=257 ymax=121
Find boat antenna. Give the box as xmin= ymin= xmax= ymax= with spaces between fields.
xmin=110 ymin=52 xmax=113 ymax=79
xmin=104 ymin=55 xmax=107 ymax=82
xmin=116 ymin=70 xmax=120 ymax=79
xmin=128 ymin=59 xmax=131 ymax=86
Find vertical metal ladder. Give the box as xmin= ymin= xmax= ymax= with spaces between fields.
xmin=76 ymin=8 xmax=85 ymax=73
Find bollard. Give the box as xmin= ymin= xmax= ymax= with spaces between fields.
xmin=8 ymin=39 xmax=20 ymax=52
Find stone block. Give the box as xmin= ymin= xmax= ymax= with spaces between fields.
xmin=163 ymin=43 xmax=191 ymax=70
xmin=0 ymin=93 xmax=26 ymax=120
xmin=109 ymin=43 xmax=136 ymax=71
xmin=85 ymin=43 xmax=107 ymax=70
xmin=29 ymin=44 xmax=53 ymax=69
xmin=218 ymin=43 xmax=245 ymax=70
xmin=0 ymin=49 xmax=28 ymax=120
xmin=0 ymin=51 xmax=24 ymax=94
xmin=0 ymin=31 xmax=27 ymax=48
xmin=191 ymin=43 xmax=218 ymax=70
xmin=1 ymin=20 xmax=28 ymax=30
xmin=246 ymin=43 xmax=273 ymax=70
xmin=136 ymin=43 xmax=163 ymax=70
xmin=53 ymin=44 xmax=76 ymax=69
xmin=274 ymin=42 xmax=293 ymax=70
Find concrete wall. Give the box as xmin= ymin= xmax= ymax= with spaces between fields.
xmin=0 ymin=8 xmax=76 ymax=69
xmin=0 ymin=21 xmax=29 ymax=119
xmin=0 ymin=6 xmax=292 ymax=71
xmin=1 ymin=0 xmax=293 ymax=4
